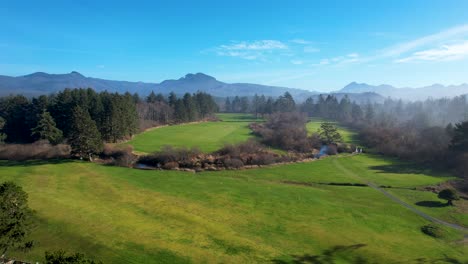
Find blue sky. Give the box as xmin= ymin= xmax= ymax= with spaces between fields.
xmin=1 ymin=0 xmax=468 ymax=91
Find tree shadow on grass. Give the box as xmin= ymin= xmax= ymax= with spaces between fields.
xmin=0 ymin=159 xmax=73 ymax=167
xmin=369 ymin=162 xmax=449 ymax=178
xmin=415 ymin=201 xmax=448 ymax=208
xmin=271 ymin=244 xmax=372 ymax=264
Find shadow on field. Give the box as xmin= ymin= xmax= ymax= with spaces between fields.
xmin=415 ymin=201 xmax=448 ymax=208
xmin=271 ymin=244 xmax=372 ymax=264
xmin=369 ymin=163 xmax=448 ymax=178
xmin=0 ymin=159 xmax=72 ymax=167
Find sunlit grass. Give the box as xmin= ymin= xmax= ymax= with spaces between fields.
xmin=1 ymin=154 xmax=466 ymax=263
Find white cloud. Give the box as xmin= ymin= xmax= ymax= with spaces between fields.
xmin=219 ymin=40 xmax=287 ymax=51
xmin=290 ymin=60 xmax=303 ymax=65
xmin=347 ymin=53 xmax=359 ymax=58
xmin=216 ymin=40 xmax=288 ymax=60
xmin=395 ymin=41 xmax=468 ymax=63
xmin=319 ymin=59 xmax=330 ymax=65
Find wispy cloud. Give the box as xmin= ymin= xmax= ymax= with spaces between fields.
xmin=395 ymin=41 xmax=468 ymax=63
xmin=216 ymin=40 xmax=288 ymax=60
xmin=380 ymin=24 xmax=468 ymax=58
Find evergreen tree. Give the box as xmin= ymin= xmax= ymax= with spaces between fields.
xmin=450 ymin=121 xmax=468 ymax=152
xmin=225 ymin=97 xmax=232 ymax=113
xmin=68 ymin=106 xmax=103 ymax=160
xmin=318 ymin=122 xmax=342 ymax=144
xmin=351 ymin=103 xmax=364 ymax=122
xmin=0 ymin=182 xmax=35 ymax=257
xmin=275 ymin=92 xmax=296 ymax=112
xmin=146 ymin=91 xmax=158 ymax=103
xmin=132 ymin=93 xmax=141 ymax=104
xmin=339 ymin=95 xmax=352 ymax=122
xmin=240 ymin=97 xmax=249 ymax=113
xmin=31 ymin=111 xmax=63 ymax=144
xmin=264 ymin=97 xmax=274 ymax=114
xmin=364 ymin=103 xmax=375 ymax=122
xmin=174 ymin=99 xmax=188 ymax=122
xmin=301 ymin=97 xmax=315 ymax=117
xmin=168 ymin=92 xmax=177 ymax=107
xmin=155 ymin=93 xmax=166 ymax=103
xmin=183 ymin=93 xmax=198 ymax=121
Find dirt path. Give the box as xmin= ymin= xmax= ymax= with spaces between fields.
xmin=332 ymin=158 xmax=468 ymax=233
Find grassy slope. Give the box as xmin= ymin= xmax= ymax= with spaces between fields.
xmin=125 ymin=113 xmax=256 ymax=154
xmin=1 ymin=155 xmax=466 ymax=263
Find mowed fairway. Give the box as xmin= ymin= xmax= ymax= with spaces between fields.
xmin=1 ymin=154 xmax=467 ymax=263
xmin=126 ymin=113 xmax=256 ymax=153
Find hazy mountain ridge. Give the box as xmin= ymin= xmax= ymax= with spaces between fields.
xmin=339 ymin=82 xmax=468 ymax=100
xmin=0 ymin=71 xmax=317 ymax=98
xmin=1 ymin=71 xmax=464 ymax=102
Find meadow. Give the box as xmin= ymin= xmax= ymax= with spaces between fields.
xmin=1 ymin=116 xmax=466 ymax=263
xmin=125 ymin=113 xmax=256 ymax=153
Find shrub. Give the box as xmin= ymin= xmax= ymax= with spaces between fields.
xmin=101 ymin=144 xmax=136 ymax=167
xmin=421 ymin=224 xmax=445 ymax=238
xmin=217 ymin=140 xmax=264 ymax=157
xmin=45 ymin=250 xmax=102 ymax=264
xmin=223 ymin=158 xmax=244 ymax=169
xmin=251 ymin=153 xmax=277 ymax=165
xmin=138 ymin=146 xmax=201 ymax=168
xmin=162 ymin=161 xmax=179 ymax=170
xmin=0 ymin=141 xmax=70 ymax=160
xmin=326 ymin=144 xmax=338 ymax=155
xmin=250 ymin=112 xmax=312 ymax=152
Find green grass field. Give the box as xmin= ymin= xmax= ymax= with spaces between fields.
xmin=306 ymin=117 xmax=358 ymax=144
xmin=125 ymin=114 xmax=257 ymax=153
xmin=126 ymin=114 xmax=357 ymax=154
xmin=2 ymin=117 xmax=466 ymax=263
xmin=1 ymin=154 xmax=466 ymax=263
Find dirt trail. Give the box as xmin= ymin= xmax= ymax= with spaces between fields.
xmin=332 ymin=158 xmax=468 ymax=233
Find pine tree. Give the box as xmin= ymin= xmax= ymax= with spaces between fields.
xmin=0 ymin=182 xmax=35 ymax=257
xmin=146 ymin=91 xmax=158 ymax=103
xmin=168 ymin=92 xmax=177 ymax=107
xmin=31 ymin=111 xmax=63 ymax=144
xmin=68 ymin=106 xmax=103 ymax=160
xmin=318 ymin=122 xmax=342 ymax=144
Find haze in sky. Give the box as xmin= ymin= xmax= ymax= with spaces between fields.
xmin=1 ymin=0 xmax=468 ymax=91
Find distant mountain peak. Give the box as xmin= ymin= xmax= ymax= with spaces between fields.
xmin=24 ymin=72 xmax=49 ymax=78
xmin=181 ymin=72 xmax=216 ymax=81
xmin=70 ymin=71 xmax=84 ymax=76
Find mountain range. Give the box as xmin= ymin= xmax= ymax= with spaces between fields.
xmin=0 ymin=71 xmax=467 ymax=102
xmin=338 ymin=82 xmax=468 ymax=101
xmin=0 ymin=71 xmax=315 ymax=99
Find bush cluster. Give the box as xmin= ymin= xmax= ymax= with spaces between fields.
xmin=0 ymin=141 xmax=70 ymax=160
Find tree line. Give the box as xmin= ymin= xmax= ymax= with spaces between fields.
xmin=0 ymin=88 xmax=218 ymax=160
